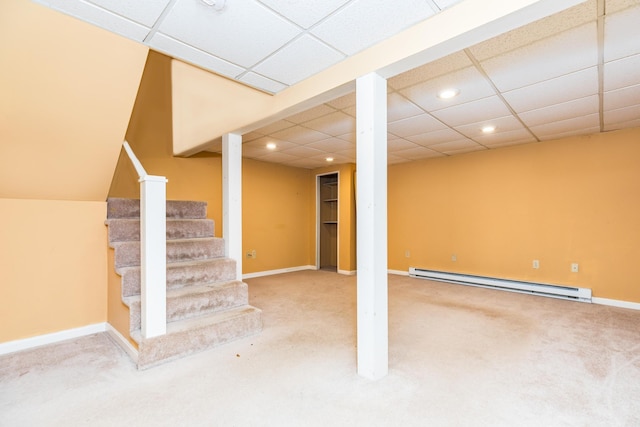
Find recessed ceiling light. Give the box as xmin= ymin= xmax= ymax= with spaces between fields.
xmin=482 ymin=125 xmax=496 ymax=134
xmin=437 ymin=88 xmax=459 ymax=99
xmin=326 ymin=157 xmax=334 ymax=162
xmin=266 ymin=142 xmax=277 ymax=150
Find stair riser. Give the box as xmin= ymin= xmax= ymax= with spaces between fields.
xmin=135 ymin=308 xmax=262 ymax=370
xmin=120 ymin=259 xmax=237 ymax=297
xmin=107 ymin=219 xmax=214 ymax=243
xmin=114 ymin=239 xmax=225 ymax=268
xmin=107 ymin=198 xmax=207 ymax=219
xmin=129 ymin=282 xmax=249 ymax=331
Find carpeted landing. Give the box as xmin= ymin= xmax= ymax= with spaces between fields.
xmin=1 ymin=270 xmax=639 ymax=426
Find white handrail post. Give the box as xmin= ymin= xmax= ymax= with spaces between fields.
xmin=140 ymin=175 xmax=167 ymax=338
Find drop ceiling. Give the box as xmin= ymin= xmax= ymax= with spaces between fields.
xmin=36 ymin=0 xmax=640 ymax=169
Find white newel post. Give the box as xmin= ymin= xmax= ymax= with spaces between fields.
xmin=140 ymin=175 xmax=167 ymax=338
xmin=223 ymin=133 xmax=243 ymax=280
xmin=356 ymin=72 xmax=389 ymax=380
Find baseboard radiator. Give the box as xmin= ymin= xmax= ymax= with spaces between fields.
xmin=409 ymin=268 xmax=592 ymax=303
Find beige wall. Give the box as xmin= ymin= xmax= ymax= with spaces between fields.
xmin=0 ymin=0 xmax=148 ymax=201
xmin=388 ymin=128 xmax=640 ymax=302
xmin=0 ymin=199 xmax=108 ymax=342
xmin=243 ymin=159 xmax=311 ymax=273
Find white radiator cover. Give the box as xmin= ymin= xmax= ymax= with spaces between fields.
xmin=409 ymin=268 xmax=592 ymax=303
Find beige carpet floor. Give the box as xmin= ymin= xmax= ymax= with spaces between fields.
xmin=1 ymin=270 xmax=639 ymax=426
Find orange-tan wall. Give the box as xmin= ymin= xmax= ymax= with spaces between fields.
xmin=309 ymin=163 xmax=357 ymax=273
xmin=0 ymin=0 xmax=147 ymax=343
xmin=243 ymin=159 xmax=311 ymax=273
xmin=0 ymin=199 xmax=108 ymax=342
xmin=388 ymin=128 xmax=640 ymax=302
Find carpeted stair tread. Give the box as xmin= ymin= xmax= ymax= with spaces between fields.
xmin=112 ymin=237 xmax=225 ymax=268
xmin=107 ymin=198 xmax=207 ymax=219
xmin=125 ymin=280 xmax=249 ymax=331
xmin=119 ymin=257 xmax=237 ymax=297
xmin=131 ymin=305 xmax=262 ymax=370
xmin=106 ymin=218 xmax=215 ymax=243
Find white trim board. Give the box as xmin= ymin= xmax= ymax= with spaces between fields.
xmin=338 ymin=269 xmax=356 ymax=276
xmin=0 ymin=323 xmax=107 ymax=356
xmin=243 ymin=265 xmax=316 ymax=280
xmin=592 ymin=297 xmax=640 ymax=311
xmin=388 ymin=269 xmax=409 ymax=276
xmin=105 ymin=323 xmax=139 ymax=363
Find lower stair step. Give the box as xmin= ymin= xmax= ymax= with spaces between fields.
xmin=132 ymin=305 xmax=262 ymax=370
xmin=126 ymin=280 xmax=249 ymax=331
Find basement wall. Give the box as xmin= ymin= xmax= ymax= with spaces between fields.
xmin=388 ymin=127 xmax=640 ymax=303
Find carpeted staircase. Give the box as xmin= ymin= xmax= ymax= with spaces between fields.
xmin=105 ymin=198 xmax=262 ymax=369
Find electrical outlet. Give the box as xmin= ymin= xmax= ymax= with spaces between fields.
xmin=246 ymin=251 xmax=253 ymax=259
xmin=451 ymin=254 xmax=457 ymax=262
xmin=533 ymin=260 xmax=540 ymax=269
xmin=571 ymin=263 xmax=579 ymax=273
xmin=405 ymin=250 xmax=410 ymax=258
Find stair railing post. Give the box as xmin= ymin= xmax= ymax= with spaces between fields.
xmin=123 ymin=141 xmax=167 ymax=339
xmin=139 ymin=175 xmax=167 ymax=338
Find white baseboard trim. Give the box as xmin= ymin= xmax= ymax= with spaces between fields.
xmin=592 ymin=297 xmax=640 ymax=311
xmin=0 ymin=322 xmax=107 ymax=356
xmin=338 ymin=269 xmax=356 ymax=276
xmin=243 ymin=265 xmax=316 ymax=279
xmin=388 ymin=269 xmax=410 ymax=276
xmin=105 ymin=323 xmax=138 ymax=363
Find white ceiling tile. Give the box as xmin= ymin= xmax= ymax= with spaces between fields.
xmin=481 ymin=23 xmax=598 ymax=92
xmin=305 ymin=138 xmax=354 ymax=152
xmin=41 ymin=0 xmax=150 ymax=41
xmin=473 ymin=128 xmax=536 ymax=146
xmin=387 ymin=113 xmax=447 ymax=137
xmin=388 ymin=154 xmax=411 ymax=165
xmin=302 ymin=111 xmax=355 ymax=136
xmin=607 ymin=0 xmax=640 ymax=14
xmin=468 ymin=0 xmax=595 ymax=61
xmin=387 ymin=93 xmax=424 ymax=122
xmin=342 ymin=105 xmax=357 ymax=117
xmin=454 ymin=115 xmax=526 ymax=139
xmin=253 ymin=35 xmax=345 ymax=86
xmin=337 ymin=132 xmax=356 ymax=143
xmin=518 ymin=95 xmax=599 ymax=128
xmin=388 ymin=139 xmax=420 ymax=152
xmin=400 ymin=67 xmax=495 ymax=112
xmin=150 ymin=34 xmax=245 ymax=79
xmin=393 ymin=146 xmax=443 ymax=160
xmin=310 ymin=0 xmax=436 ymax=55
xmin=388 ymin=51 xmax=472 ymax=90
xmin=271 ymin=125 xmax=331 ymax=144
xmin=604 ymin=5 xmax=640 ymax=62
xmin=87 ymin=0 xmax=169 ymax=26
xmin=603 ymin=54 xmax=640 ymax=91
xmin=604 ymin=83 xmax=640 ymax=111
xmin=252 ymin=151 xmax=300 ymax=163
xmin=432 ymin=0 xmax=464 ymax=10
xmin=254 ymin=120 xmax=296 ymax=135
xmin=335 ymin=147 xmax=356 ymax=159
xmin=604 ymin=118 xmax=640 ymax=132
xmin=406 ymin=128 xmax=465 ymax=146
xmin=429 ymin=139 xmax=481 ymax=153
xmin=604 ymin=104 xmax=640 ymax=126
xmin=529 ymin=113 xmax=600 ymax=140
xmin=502 ymin=67 xmax=598 ymax=113
xmin=242 ymin=132 xmax=263 ymax=142
xmin=431 ymin=96 xmax=511 ymax=128
xmin=326 ymin=93 xmax=356 ymax=110
xmin=441 ymin=145 xmax=487 ymax=156
xmin=484 ymin=139 xmax=535 ymax=149
xmin=157 ymin=0 xmax=300 ymax=68
xmin=287 ymin=105 xmax=336 ymax=124
xmin=537 ymin=126 xmax=601 ymax=141
xmin=242 ymin=137 xmax=298 ymax=156
xmin=280 ymin=145 xmax=326 ymax=157
xmin=257 ymin=0 xmax=350 ymax=29
xmin=287 ymin=157 xmax=328 ymax=169
xmin=238 ymin=72 xmax=288 ymax=93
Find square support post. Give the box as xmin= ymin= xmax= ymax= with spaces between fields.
xmin=356 ymin=72 xmax=388 ymax=380
xmin=223 ymin=133 xmax=243 ymax=280
xmin=140 ymin=175 xmax=167 ymax=338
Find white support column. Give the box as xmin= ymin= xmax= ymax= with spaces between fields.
xmin=140 ymin=175 xmax=167 ymax=338
xmin=223 ymin=133 xmax=243 ymax=280
xmin=356 ymin=72 xmax=388 ymax=380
